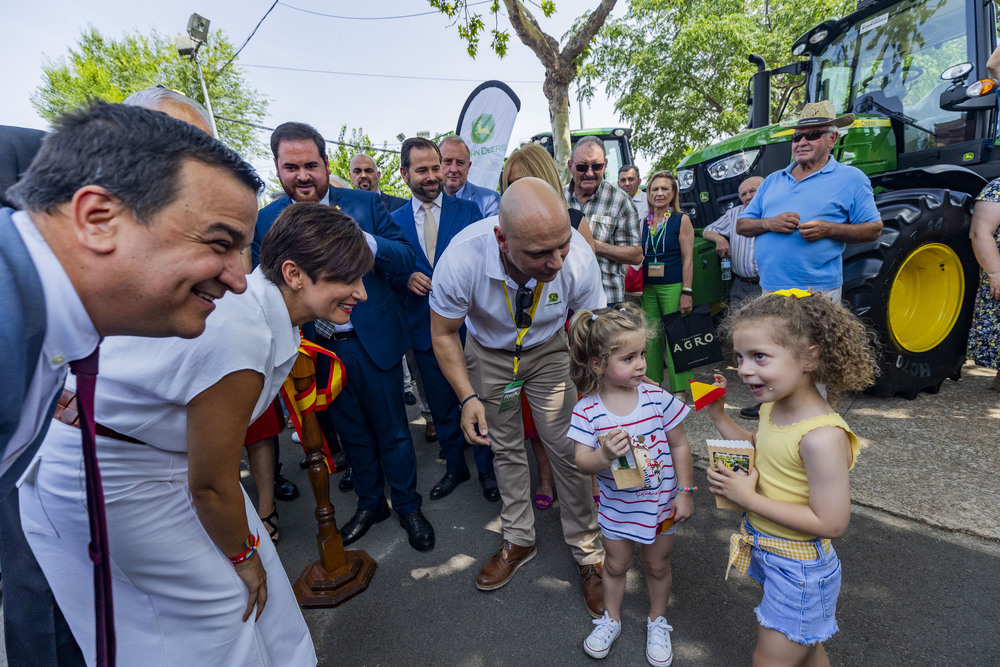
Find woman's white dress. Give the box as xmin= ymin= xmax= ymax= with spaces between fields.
xmin=18 ymin=269 xmax=317 ymax=667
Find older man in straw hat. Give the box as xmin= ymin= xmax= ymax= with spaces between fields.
xmin=736 ymin=100 xmax=883 ymax=303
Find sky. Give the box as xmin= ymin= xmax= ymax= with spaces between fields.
xmin=1 ymin=0 xmax=652 ymax=180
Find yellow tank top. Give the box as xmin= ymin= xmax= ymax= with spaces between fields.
xmin=747 ymin=402 xmax=859 ymax=541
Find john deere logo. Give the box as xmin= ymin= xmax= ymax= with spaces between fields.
xmin=963 ymin=152 xmax=974 ymax=161
xmin=699 ymin=192 xmax=709 ymax=202
xmin=548 ymin=292 xmax=559 ymax=303
xmin=471 ymin=114 xmax=495 ymax=144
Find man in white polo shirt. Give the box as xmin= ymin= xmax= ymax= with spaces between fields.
xmin=429 ymin=177 xmax=607 ymax=618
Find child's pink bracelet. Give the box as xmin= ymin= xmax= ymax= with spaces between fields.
xmin=678 ymin=486 xmax=698 ymax=493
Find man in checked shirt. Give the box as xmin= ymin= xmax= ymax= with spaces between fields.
xmin=565 ymin=136 xmax=642 ymax=306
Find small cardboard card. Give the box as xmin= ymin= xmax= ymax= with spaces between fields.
xmin=706 ymin=439 xmax=755 ymax=510
xmin=599 ymin=432 xmax=659 ymax=490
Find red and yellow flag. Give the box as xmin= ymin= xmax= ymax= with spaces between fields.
xmin=690 ymin=380 xmax=726 ymax=411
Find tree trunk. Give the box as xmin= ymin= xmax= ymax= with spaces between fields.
xmin=546 ymin=80 xmax=572 ymax=185
xmin=502 ymin=0 xmax=618 ymax=186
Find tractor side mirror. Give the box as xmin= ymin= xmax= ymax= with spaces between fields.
xmin=940 ymin=62 xmax=973 ymax=82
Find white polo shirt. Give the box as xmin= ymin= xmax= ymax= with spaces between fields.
xmin=429 ymin=217 xmax=605 ymax=351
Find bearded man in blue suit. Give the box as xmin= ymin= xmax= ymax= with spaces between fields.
xmin=390 ymin=138 xmax=498 ymax=501
xmin=253 ymin=122 xmax=434 ymax=551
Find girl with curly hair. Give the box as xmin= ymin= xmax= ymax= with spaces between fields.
xmin=702 ymin=289 xmax=877 ymax=666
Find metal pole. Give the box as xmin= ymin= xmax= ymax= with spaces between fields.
xmin=192 ymin=46 xmax=218 ymax=137
xmin=578 ymin=91 xmax=585 ymax=129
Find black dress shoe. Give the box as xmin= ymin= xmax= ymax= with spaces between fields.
xmin=479 ymin=472 xmax=501 ymax=502
xmin=739 ymin=404 xmax=761 ymax=420
xmin=429 ymin=469 xmax=471 ymax=500
xmin=274 ymin=473 xmax=299 ymax=501
xmin=404 ymin=390 xmax=417 ymax=405
xmin=338 ymin=467 xmax=354 ymax=492
xmin=340 ymin=503 xmax=391 ymax=546
xmin=399 ymin=510 xmax=435 ymax=551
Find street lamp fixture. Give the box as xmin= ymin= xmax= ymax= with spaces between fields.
xmin=176 ymin=13 xmax=218 ymax=137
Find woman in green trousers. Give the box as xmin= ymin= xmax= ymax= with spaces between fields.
xmin=639 ymin=171 xmax=694 ymax=395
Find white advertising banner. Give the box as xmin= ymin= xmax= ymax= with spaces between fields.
xmin=456 ymin=80 xmax=521 ymax=190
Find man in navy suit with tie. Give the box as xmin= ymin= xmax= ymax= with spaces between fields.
xmin=391 ymin=138 xmax=499 ymax=501
xmin=440 ymin=135 xmax=501 ymax=218
xmin=253 ymin=122 xmax=434 ymax=550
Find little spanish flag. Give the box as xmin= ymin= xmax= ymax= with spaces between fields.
xmin=279 ymin=336 xmax=346 ymax=473
xmin=690 ymin=380 xmax=725 ymax=411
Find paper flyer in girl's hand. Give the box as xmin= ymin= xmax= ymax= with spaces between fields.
xmin=707 ymin=439 xmax=755 ymax=510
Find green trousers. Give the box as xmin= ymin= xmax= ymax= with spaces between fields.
xmin=640 ymin=282 xmax=694 ymax=392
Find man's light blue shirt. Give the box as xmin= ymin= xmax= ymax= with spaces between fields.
xmin=739 ymin=155 xmax=880 ymax=291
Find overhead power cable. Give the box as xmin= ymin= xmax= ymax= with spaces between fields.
xmin=238 ymin=62 xmax=542 ymax=84
xmin=214 ymin=115 xmax=401 ymax=154
xmin=277 ymin=0 xmax=492 ymax=20
xmin=209 ymin=0 xmax=280 ymax=85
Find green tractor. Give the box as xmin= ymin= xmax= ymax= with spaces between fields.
xmin=532 ymin=127 xmax=732 ymax=306
xmin=676 ymin=0 xmax=997 ymax=398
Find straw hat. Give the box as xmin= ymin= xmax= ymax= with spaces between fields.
xmin=780 ymin=100 xmax=855 ymax=129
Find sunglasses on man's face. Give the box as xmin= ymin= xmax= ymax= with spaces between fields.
xmin=791 ymin=129 xmax=833 ymax=143
xmin=574 ymin=162 xmax=606 ymax=173
xmin=515 ymin=286 xmax=534 ymax=328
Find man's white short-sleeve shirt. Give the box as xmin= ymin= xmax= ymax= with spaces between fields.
xmin=429 ymin=217 xmax=606 ymax=350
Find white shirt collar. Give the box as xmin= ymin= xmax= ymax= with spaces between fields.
xmin=12 ymin=210 xmax=100 ymax=368
xmin=411 ymin=192 xmax=443 ymax=214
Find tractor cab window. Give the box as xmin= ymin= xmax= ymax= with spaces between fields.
xmin=812 ymin=0 xmax=972 ymax=153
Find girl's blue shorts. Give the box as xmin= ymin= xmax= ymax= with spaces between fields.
xmin=745 ymin=522 xmax=842 ymax=645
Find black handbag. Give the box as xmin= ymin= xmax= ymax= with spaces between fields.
xmin=661 ymin=304 xmax=724 ymax=373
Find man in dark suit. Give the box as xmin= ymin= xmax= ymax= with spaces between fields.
xmin=349 ymin=152 xmax=408 ymax=213
xmin=390 ymin=138 xmax=499 ymax=501
xmin=0 ymin=103 xmax=262 ymax=666
xmin=253 ymin=122 xmax=434 ymax=551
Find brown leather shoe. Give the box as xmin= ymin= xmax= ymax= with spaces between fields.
xmin=475 ymin=540 xmax=536 ymax=591
xmin=579 ymin=563 xmax=605 ymax=618
xmin=425 ymin=422 xmax=438 ymax=442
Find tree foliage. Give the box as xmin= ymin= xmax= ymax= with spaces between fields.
xmin=31 ymin=26 xmax=269 ymax=158
xmin=577 ymin=0 xmax=855 ymax=170
xmin=429 ymin=1 xmax=616 ymax=183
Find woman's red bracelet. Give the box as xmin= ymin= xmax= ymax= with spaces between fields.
xmin=229 ymin=532 xmax=260 ymax=565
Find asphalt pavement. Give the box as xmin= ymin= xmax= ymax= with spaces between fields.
xmin=1 ymin=361 xmax=996 ymax=666
xmin=266 ymin=360 xmax=1000 ymax=666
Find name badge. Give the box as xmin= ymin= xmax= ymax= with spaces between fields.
xmin=647 ymin=262 xmax=665 ymax=278
xmin=497 ymin=381 xmax=525 ymax=414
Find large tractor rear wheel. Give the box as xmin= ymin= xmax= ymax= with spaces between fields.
xmin=842 ymin=189 xmax=977 ymax=399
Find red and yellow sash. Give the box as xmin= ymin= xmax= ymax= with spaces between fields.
xmin=279 ymin=337 xmax=347 ymax=473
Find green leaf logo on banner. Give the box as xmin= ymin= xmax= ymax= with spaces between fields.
xmin=471 ymin=114 xmax=496 ymax=144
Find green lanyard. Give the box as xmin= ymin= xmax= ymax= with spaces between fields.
xmin=645 ymin=213 xmax=669 ymax=258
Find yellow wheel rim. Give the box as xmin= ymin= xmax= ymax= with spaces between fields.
xmin=887 ymin=243 xmax=964 ymax=353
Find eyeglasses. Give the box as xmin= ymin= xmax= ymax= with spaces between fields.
xmin=573 ymin=162 xmax=606 ymax=173
xmin=791 ymin=129 xmax=832 ymax=143
xmin=514 ymin=286 xmax=534 ymax=328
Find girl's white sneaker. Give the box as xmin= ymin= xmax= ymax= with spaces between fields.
xmin=646 ymin=616 xmax=673 ymax=666
xmin=583 ymin=611 xmax=621 ymax=659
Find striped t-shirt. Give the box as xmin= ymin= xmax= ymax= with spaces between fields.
xmin=569 ymin=383 xmax=690 ymax=544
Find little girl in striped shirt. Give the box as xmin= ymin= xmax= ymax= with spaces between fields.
xmin=568 ymin=303 xmax=694 ymax=667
